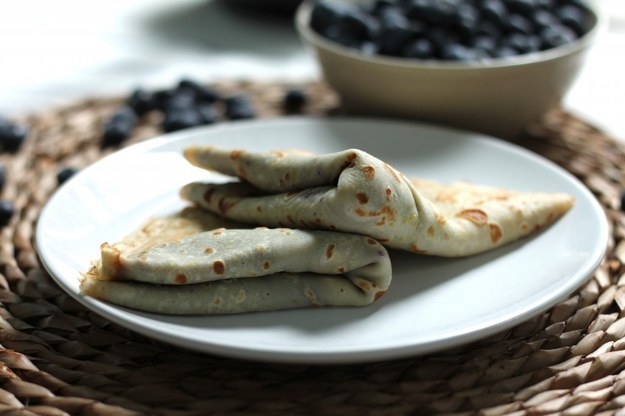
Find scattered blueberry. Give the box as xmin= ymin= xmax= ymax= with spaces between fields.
xmin=56 ymin=167 xmax=78 ymax=185
xmin=198 ymin=104 xmax=218 ymax=125
xmin=128 ymin=88 xmax=158 ymax=116
xmin=102 ymin=106 xmax=137 ymax=147
xmin=283 ymin=88 xmax=308 ymax=113
xmin=225 ymin=95 xmax=256 ymax=121
xmin=0 ymin=200 xmax=15 ymax=227
xmin=177 ymin=78 xmax=220 ymax=104
xmin=162 ymin=109 xmax=204 ymax=132
xmin=0 ymin=118 xmax=28 ymax=152
xmin=308 ymin=0 xmax=594 ymax=61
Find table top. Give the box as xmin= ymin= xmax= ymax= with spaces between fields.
xmin=0 ymin=0 xmax=623 ymax=140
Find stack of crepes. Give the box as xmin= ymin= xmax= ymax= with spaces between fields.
xmin=81 ymin=146 xmax=574 ymax=314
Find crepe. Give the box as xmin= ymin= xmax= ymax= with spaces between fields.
xmin=181 ymin=146 xmax=574 ymax=257
xmin=81 ymin=207 xmax=391 ymax=314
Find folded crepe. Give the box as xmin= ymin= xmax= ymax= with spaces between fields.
xmin=81 ymin=207 xmax=391 ymax=314
xmin=181 ymin=146 xmax=574 ymax=257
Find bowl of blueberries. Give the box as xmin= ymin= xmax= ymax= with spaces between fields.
xmin=295 ymin=0 xmax=603 ymax=138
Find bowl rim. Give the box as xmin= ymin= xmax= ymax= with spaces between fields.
xmin=295 ymin=0 xmax=607 ymax=71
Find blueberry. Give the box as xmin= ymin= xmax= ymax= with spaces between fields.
xmin=324 ymin=25 xmax=363 ymax=49
xmin=310 ymin=1 xmax=351 ymax=35
xmin=283 ymin=88 xmax=308 ymax=113
xmin=372 ymin=0 xmax=396 ymax=13
xmin=177 ymin=78 xmax=220 ymax=103
xmin=162 ymin=109 xmax=204 ymax=132
xmin=556 ymin=5 xmax=589 ymax=36
xmin=475 ymin=20 xmax=504 ymax=38
xmin=0 ymin=200 xmax=15 ymax=227
xmin=504 ymin=0 xmax=536 ymax=17
xmin=378 ymin=26 xmax=416 ymax=55
xmin=425 ymin=27 xmax=458 ymax=52
xmin=540 ymin=25 xmax=577 ymax=49
xmin=225 ymin=95 xmax=255 ymax=121
xmin=0 ymin=119 xmax=28 ymax=152
xmin=153 ymin=89 xmax=174 ymax=111
xmin=163 ymin=90 xmax=196 ymax=113
xmin=198 ymin=104 xmax=218 ymax=125
xmin=56 ymin=167 xmax=78 ymax=185
xmin=455 ymin=4 xmax=480 ymax=39
xmin=401 ymin=38 xmax=434 ymax=59
xmin=127 ymin=88 xmax=157 ymax=116
xmin=102 ymin=106 xmax=136 ymax=147
xmin=480 ymin=0 xmax=509 ymax=27
xmin=494 ymin=45 xmax=520 ymax=58
xmin=360 ymin=41 xmax=379 ymax=55
xmin=472 ymin=36 xmax=498 ymax=55
xmin=378 ymin=5 xmax=410 ymax=31
xmin=441 ymin=43 xmax=480 ymax=61
xmin=409 ymin=0 xmax=457 ymax=26
xmin=504 ymin=14 xmax=533 ymax=35
xmin=505 ymin=33 xmax=541 ymax=53
xmin=338 ymin=12 xmax=380 ymax=40
xmin=533 ymin=9 xmax=559 ymax=31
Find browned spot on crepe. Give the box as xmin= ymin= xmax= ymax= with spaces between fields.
xmin=410 ymin=243 xmax=427 ymax=254
xmin=356 ymin=192 xmax=369 ymax=204
xmin=230 ymin=149 xmax=242 ymax=160
xmin=326 ymin=244 xmax=335 ymax=259
xmin=374 ymin=291 xmax=386 ymax=301
xmin=262 ymin=261 xmax=271 ymax=270
xmin=256 ymin=205 xmax=262 ymax=213
xmin=361 ymin=165 xmax=376 ymax=180
xmin=174 ymin=273 xmax=187 ymax=284
xmin=436 ymin=212 xmax=447 ymax=226
xmin=489 ymin=223 xmax=503 ymax=243
xmin=211 ymin=230 xmax=223 ymax=236
xmin=337 ymin=267 xmax=345 ymax=273
xmin=213 ymin=260 xmax=225 ymax=275
xmin=367 ymin=238 xmax=377 ymax=245
xmin=355 ymin=208 xmax=366 ymax=217
xmin=457 ymin=209 xmax=489 ymax=225
xmin=272 ymin=150 xmax=285 ymax=157
xmin=358 ymin=281 xmax=371 ymax=290
xmin=204 ymin=247 xmax=215 ymax=254
xmin=427 ymin=226 xmax=435 ymax=236
xmin=287 ymin=214 xmax=296 ymax=224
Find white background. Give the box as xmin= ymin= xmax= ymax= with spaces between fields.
xmin=0 ymin=0 xmax=624 ymax=140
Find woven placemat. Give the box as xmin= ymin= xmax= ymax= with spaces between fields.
xmin=1 ymin=80 xmax=624 ymax=416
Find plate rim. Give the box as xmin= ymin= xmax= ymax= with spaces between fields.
xmin=35 ymin=116 xmax=609 ymax=364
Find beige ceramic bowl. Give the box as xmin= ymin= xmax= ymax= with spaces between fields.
xmin=295 ymin=0 xmax=604 ymax=139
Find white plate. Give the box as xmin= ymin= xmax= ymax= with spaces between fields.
xmin=36 ymin=117 xmax=608 ymax=364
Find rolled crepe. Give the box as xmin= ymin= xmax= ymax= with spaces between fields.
xmin=81 ymin=207 xmax=391 ymax=314
xmin=181 ymin=146 xmax=574 ymax=257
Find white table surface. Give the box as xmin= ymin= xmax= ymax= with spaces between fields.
xmin=1 ymin=0 xmax=624 ymax=140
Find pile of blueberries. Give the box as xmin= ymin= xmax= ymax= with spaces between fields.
xmin=102 ymin=79 xmax=308 ymax=148
xmin=310 ymin=0 xmax=593 ymax=61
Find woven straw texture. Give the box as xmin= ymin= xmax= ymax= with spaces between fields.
xmin=1 ymin=80 xmax=624 ymax=416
